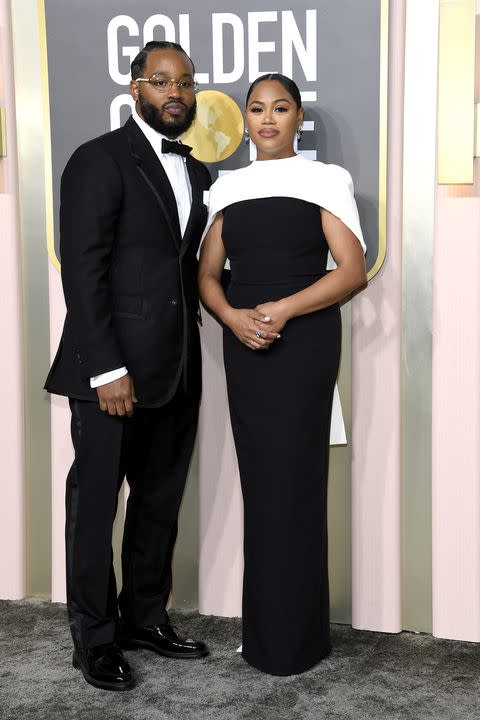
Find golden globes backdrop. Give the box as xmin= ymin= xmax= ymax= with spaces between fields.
xmin=39 ymin=0 xmax=388 ymax=616
xmin=41 ymin=0 xmax=387 ymax=274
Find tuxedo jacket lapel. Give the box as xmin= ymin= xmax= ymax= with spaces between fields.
xmin=124 ymin=117 xmax=182 ymax=251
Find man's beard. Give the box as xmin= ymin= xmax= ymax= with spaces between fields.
xmin=139 ymin=95 xmax=197 ymax=137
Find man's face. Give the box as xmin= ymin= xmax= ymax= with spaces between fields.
xmin=130 ymin=49 xmax=197 ymax=138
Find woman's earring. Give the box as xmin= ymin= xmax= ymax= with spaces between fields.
xmin=244 ymin=128 xmax=250 ymax=144
xmin=297 ymin=126 xmax=303 ymax=144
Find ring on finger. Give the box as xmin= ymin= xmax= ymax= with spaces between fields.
xmin=255 ymin=330 xmax=262 ymax=338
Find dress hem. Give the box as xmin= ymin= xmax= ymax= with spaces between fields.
xmin=241 ymin=644 xmax=332 ymax=677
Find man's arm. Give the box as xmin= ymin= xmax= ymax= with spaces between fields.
xmin=60 ymin=142 xmax=124 ymax=378
xmin=60 ymin=142 xmax=137 ymax=416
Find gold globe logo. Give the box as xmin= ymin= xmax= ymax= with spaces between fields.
xmin=182 ymin=90 xmax=244 ymax=163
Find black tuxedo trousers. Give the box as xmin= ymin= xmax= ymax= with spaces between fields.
xmin=67 ymin=384 xmax=199 ymax=649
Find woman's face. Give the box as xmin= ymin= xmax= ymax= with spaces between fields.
xmin=245 ymin=80 xmax=304 ymax=160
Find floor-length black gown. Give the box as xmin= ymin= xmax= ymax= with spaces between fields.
xmin=221 ymin=193 xmax=342 ymax=676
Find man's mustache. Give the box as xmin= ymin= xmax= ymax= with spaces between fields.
xmin=162 ymin=101 xmax=188 ymax=110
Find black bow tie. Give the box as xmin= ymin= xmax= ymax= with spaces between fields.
xmin=161 ymin=138 xmax=192 ymax=157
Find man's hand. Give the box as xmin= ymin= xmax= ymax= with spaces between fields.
xmin=96 ymin=374 xmax=138 ymax=417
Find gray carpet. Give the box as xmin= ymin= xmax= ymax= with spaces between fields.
xmin=0 ymin=600 xmax=479 ymax=720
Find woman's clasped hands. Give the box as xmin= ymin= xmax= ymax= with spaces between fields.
xmin=224 ymin=299 xmax=291 ymax=351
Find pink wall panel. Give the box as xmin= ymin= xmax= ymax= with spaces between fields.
xmin=351 ymin=0 xmax=404 ymax=633
xmin=431 ymin=1 xmax=480 ymax=643
xmin=0 ymin=0 xmax=25 ymax=599
xmin=432 ymin=197 xmax=480 ymax=641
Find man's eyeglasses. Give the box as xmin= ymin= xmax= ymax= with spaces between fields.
xmin=136 ymin=75 xmax=198 ymax=93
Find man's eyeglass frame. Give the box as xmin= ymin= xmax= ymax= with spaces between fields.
xmin=135 ymin=75 xmax=199 ymax=93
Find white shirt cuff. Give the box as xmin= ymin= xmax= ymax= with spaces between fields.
xmin=90 ymin=366 xmax=128 ymax=388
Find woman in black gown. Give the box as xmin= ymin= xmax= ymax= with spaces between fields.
xmin=198 ymin=74 xmax=367 ymax=676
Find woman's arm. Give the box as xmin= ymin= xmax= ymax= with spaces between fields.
xmin=255 ymin=208 xmax=367 ymax=334
xmin=198 ymin=212 xmax=231 ymax=325
xmin=198 ymin=212 xmax=279 ymax=350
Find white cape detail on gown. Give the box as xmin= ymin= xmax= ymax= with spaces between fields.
xmin=201 ymin=154 xmax=366 ymax=445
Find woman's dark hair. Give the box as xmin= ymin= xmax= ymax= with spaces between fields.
xmin=131 ymin=41 xmax=195 ymax=80
xmin=245 ymin=73 xmax=302 ymax=108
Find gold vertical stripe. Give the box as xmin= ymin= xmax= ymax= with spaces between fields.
xmin=37 ymin=0 xmax=59 ymax=271
xmin=367 ymin=0 xmax=389 ymax=281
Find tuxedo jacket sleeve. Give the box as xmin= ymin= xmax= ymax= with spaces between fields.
xmin=59 ymin=142 xmax=125 ymax=379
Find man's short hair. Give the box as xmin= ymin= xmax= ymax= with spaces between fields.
xmin=131 ymin=41 xmax=195 ymax=80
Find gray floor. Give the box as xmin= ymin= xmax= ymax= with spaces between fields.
xmin=0 ymin=599 xmax=479 ymax=720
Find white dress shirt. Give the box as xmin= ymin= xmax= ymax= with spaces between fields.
xmin=90 ymin=109 xmax=193 ymax=389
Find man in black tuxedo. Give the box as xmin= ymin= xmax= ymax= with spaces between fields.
xmin=45 ymin=41 xmax=211 ymax=691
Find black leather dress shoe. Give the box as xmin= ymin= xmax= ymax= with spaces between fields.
xmin=119 ymin=622 xmax=209 ymax=659
xmin=72 ymin=643 xmax=134 ymax=691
